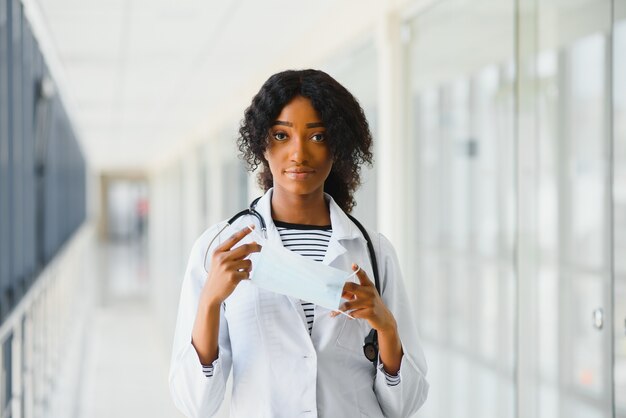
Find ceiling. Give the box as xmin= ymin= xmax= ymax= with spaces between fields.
xmin=29 ymin=0 xmax=382 ymax=172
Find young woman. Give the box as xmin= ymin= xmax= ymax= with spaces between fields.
xmin=169 ymin=69 xmax=428 ymax=417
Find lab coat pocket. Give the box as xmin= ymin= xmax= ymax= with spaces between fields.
xmin=335 ymin=316 xmax=369 ymax=357
xmin=224 ymin=281 xmax=258 ymax=327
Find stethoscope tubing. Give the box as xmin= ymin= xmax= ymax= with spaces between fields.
xmin=202 ymin=198 xmax=267 ymax=273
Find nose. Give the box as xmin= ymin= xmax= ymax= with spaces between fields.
xmin=289 ymin=133 xmax=309 ymax=163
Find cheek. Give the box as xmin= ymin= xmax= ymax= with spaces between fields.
xmin=263 ymin=147 xmax=276 ymax=166
xmin=322 ymin=149 xmax=334 ymax=170
xmin=264 ymin=153 xmax=280 ymax=176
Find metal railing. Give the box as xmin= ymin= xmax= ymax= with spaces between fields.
xmin=0 ymin=223 xmax=94 ymax=418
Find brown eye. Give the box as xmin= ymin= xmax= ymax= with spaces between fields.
xmin=311 ymin=133 xmax=325 ymax=142
xmin=273 ymin=132 xmax=288 ymax=141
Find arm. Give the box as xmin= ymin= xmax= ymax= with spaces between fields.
xmin=191 ymin=226 xmax=260 ymax=365
xmin=169 ymin=225 xmax=261 ymax=417
xmin=372 ymin=233 xmax=429 ymax=417
xmin=336 ymin=233 xmax=429 ymax=417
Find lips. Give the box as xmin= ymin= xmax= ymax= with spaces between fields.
xmin=284 ymin=167 xmax=315 ymax=180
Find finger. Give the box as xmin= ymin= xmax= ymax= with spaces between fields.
xmin=342 ymin=282 xmax=364 ymax=299
xmin=345 ymin=307 xmax=367 ymax=319
xmin=352 ymin=263 xmax=373 ymax=287
xmin=215 ymin=225 xmax=254 ymax=253
xmin=232 ymin=259 xmax=252 ymax=272
xmin=338 ymin=300 xmax=359 ymax=312
xmin=227 ymin=242 xmax=262 ymax=260
xmin=234 ymin=270 xmax=251 ymax=281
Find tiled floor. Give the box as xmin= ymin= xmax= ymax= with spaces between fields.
xmin=77 ymin=239 xmax=183 ymax=418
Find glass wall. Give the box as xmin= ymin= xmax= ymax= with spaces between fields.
xmin=535 ymin=1 xmax=613 ymax=417
xmin=406 ymin=0 xmax=622 ymax=416
xmin=614 ymin=1 xmax=626 ymax=416
xmin=322 ymin=42 xmax=379 ymax=229
xmin=218 ymin=127 xmax=249 ymax=220
xmin=407 ymin=1 xmax=516 ymax=417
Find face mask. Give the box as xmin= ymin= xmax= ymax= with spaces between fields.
xmin=247 ymin=227 xmax=357 ymax=316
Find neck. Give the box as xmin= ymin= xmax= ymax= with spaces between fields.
xmin=270 ymin=187 xmax=331 ymax=225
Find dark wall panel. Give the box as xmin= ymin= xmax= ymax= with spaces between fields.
xmin=22 ymin=19 xmax=35 ymax=288
xmin=0 ymin=0 xmax=12 ymax=317
xmin=11 ymin=0 xmax=24 ymax=299
xmin=0 ymin=0 xmax=87 ymax=322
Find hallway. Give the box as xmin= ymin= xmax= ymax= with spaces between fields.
xmin=77 ymin=240 xmax=182 ymax=418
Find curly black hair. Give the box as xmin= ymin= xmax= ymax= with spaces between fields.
xmin=237 ymin=69 xmax=373 ymax=213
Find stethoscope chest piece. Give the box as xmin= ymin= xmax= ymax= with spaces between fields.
xmin=363 ymin=328 xmax=379 ymax=366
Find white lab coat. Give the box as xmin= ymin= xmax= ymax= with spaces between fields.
xmin=169 ymin=189 xmax=429 ymax=418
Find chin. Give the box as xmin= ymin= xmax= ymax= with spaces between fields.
xmin=277 ymin=181 xmax=324 ymax=197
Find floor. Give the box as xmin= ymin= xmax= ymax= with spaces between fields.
xmin=76 ymin=239 xmax=184 ymax=418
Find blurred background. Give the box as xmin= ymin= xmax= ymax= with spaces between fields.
xmin=0 ymin=0 xmax=624 ymax=417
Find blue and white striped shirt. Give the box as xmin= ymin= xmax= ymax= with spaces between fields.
xmin=275 ymin=220 xmax=332 ymax=336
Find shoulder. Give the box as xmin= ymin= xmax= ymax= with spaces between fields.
xmin=374 ymin=231 xmax=397 ymax=257
xmin=358 ymin=225 xmax=396 ymax=260
xmin=189 ymin=213 xmax=258 ymax=260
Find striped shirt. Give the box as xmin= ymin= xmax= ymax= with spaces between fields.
xmin=275 ymin=220 xmax=332 ymax=335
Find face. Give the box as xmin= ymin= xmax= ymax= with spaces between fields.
xmin=264 ymin=96 xmax=333 ymax=198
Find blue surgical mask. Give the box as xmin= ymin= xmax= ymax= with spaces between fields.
xmin=247 ymin=227 xmax=357 ymax=314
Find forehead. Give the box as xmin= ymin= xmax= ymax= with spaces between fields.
xmin=275 ymin=96 xmax=321 ymax=122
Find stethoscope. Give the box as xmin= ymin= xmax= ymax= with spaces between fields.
xmin=202 ymin=196 xmax=266 ymax=273
xmin=201 ymin=196 xmax=380 ymax=366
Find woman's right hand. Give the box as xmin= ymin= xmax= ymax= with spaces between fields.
xmin=201 ymin=225 xmax=262 ymax=307
xmin=192 ymin=226 xmax=261 ymax=365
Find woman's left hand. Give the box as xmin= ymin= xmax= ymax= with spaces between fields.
xmin=331 ymin=263 xmax=397 ymax=333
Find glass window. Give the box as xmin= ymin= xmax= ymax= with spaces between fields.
xmin=566 ymin=34 xmax=607 ymax=269
xmin=536 ymin=0 xmax=613 ymax=416
xmin=407 ymin=1 xmax=516 ymax=417
xmin=415 ymin=89 xmax=441 ymax=249
xmin=613 ymin=8 xmax=626 ymax=416
xmin=321 ymin=41 xmax=378 ymax=229
xmin=219 ymin=126 xmax=248 ymax=219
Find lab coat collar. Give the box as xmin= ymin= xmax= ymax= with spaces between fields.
xmin=253 ymin=188 xmax=365 ymax=247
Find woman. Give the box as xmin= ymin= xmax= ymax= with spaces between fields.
xmin=169 ymin=69 xmax=428 ymax=417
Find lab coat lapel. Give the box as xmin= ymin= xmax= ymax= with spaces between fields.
xmin=322 ymin=193 xmax=362 ymax=267
xmin=322 ymin=238 xmax=347 ymax=267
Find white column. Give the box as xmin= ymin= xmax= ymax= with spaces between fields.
xmin=515 ymin=0 xmax=540 ymax=416
xmin=182 ymin=150 xmax=201 ymax=249
xmin=376 ymin=12 xmax=410 ymax=269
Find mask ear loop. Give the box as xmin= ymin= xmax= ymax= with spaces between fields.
xmin=247 ymin=225 xmax=267 ymax=244
xmin=334 ymin=310 xmax=356 ymax=320
xmin=332 ymin=266 xmax=360 ymax=320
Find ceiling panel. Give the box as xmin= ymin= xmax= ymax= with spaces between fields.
xmin=31 ymin=0 xmax=354 ymax=171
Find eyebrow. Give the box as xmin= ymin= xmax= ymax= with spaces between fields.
xmin=273 ymin=120 xmax=325 ymax=128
